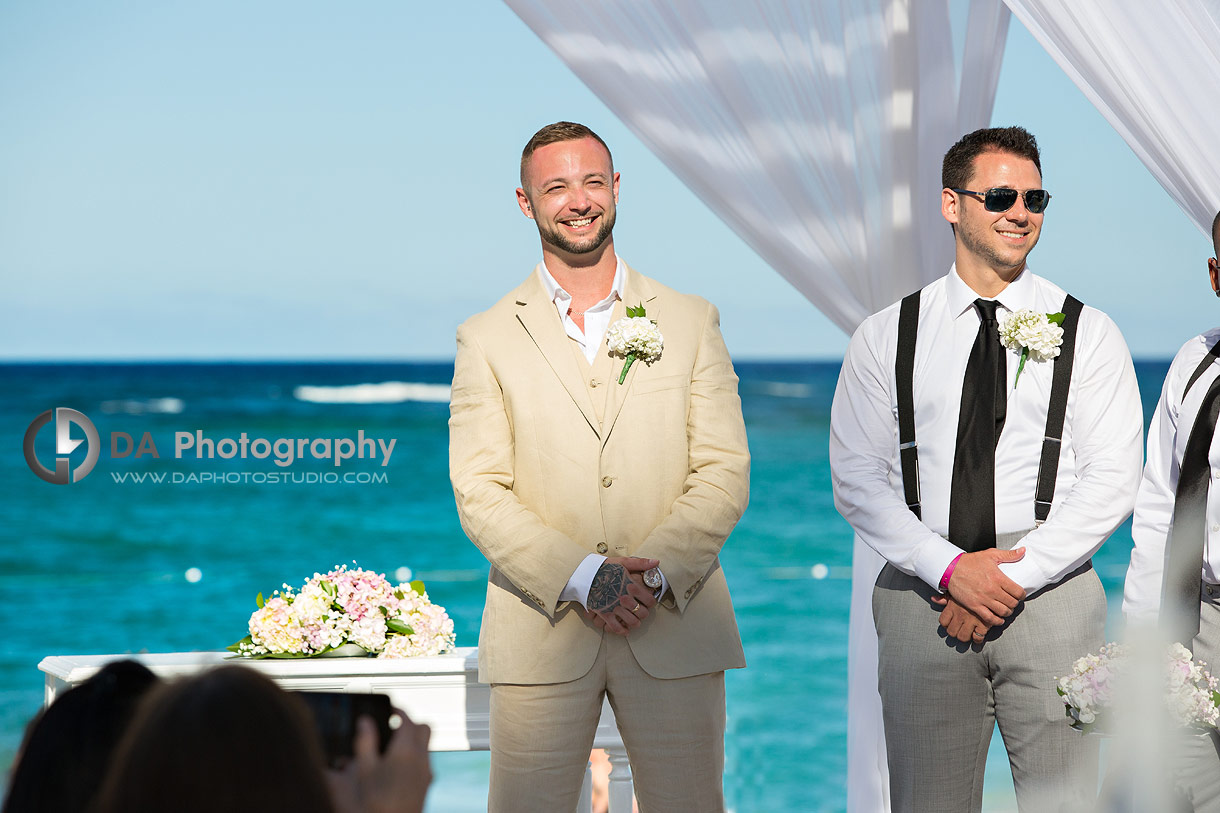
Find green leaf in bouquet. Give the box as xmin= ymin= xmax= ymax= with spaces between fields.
xmin=1047 ymin=312 xmax=1065 ymax=326
xmin=227 ymin=635 xmax=253 ymax=653
xmin=256 ymin=592 xmax=265 ymax=609
xmin=410 ymin=580 xmax=426 ymax=596
xmin=626 ymin=303 xmax=646 ymax=318
xmin=322 ymin=580 xmax=337 ymax=597
xmin=387 ymin=618 xmax=415 ymax=635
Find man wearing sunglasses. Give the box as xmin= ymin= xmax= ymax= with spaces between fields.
xmin=830 ymin=126 xmax=1142 ymax=811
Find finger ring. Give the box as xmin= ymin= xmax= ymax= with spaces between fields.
xmin=631 ymin=602 xmax=641 ymax=613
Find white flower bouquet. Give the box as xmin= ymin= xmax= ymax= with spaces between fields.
xmin=997 ymin=308 xmax=1064 ymax=387
xmin=606 ymin=304 xmax=663 ymax=384
xmin=1057 ymin=642 xmax=1220 ymax=733
xmin=228 ymin=564 xmax=456 ymax=659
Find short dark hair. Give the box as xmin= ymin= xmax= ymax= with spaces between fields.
xmin=520 ymin=121 xmax=613 ymax=188
xmin=1211 ymin=209 xmax=1220 ymax=256
xmin=942 ymin=126 xmax=1042 ymax=190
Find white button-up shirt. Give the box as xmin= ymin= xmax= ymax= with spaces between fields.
xmin=537 ymin=255 xmax=625 ymax=364
xmin=830 ymin=266 xmax=1143 ymax=593
xmin=1124 ymin=328 xmax=1220 ymax=621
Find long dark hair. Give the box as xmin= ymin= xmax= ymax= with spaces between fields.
xmin=90 ymin=666 xmax=334 ymax=813
xmin=3 ymin=659 xmax=158 ymax=813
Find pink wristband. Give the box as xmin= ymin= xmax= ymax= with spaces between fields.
xmin=939 ymin=553 xmax=964 ymax=592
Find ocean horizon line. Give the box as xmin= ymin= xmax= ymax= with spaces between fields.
xmin=0 ymin=355 xmax=1181 ymax=365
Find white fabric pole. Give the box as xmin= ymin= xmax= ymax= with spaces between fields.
xmin=503 ymin=3 xmax=1010 ymax=810
xmin=1002 ymin=0 xmax=1220 ymax=234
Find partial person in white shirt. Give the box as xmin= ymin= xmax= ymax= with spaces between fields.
xmin=830 ymin=126 xmax=1143 ymax=812
xmin=1124 ymin=209 xmax=1220 ymax=812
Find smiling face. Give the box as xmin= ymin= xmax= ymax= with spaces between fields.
xmin=943 ymin=149 xmax=1044 ymax=293
xmin=517 ymin=136 xmax=619 ymax=261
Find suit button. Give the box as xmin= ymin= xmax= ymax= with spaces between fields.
xmin=591 ymin=379 xmax=601 ymax=388
xmin=602 ymin=476 xmax=614 ymax=487
xmin=597 ymin=542 xmax=608 ymax=554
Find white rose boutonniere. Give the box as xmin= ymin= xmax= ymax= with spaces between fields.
xmin=997 ymin=308 xmax=1065 ymax=387
xmin=606 ymin=304 xmax=663 ymax=384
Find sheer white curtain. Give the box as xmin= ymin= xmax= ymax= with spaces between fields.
xmin=1002 ymin=0 xmax=1220 ymax=233
xmin=504 ymin=2 xmax=1010 ymax=810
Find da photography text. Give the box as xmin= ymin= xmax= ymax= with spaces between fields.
xmin=111 ymin=430 xmax=397 ymax=468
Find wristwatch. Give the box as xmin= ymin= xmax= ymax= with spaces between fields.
xmin=643 ymin=567 xmax=663 ymax=590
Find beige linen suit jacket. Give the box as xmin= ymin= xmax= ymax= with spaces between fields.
xmin=450 ymin=263 xmax=750 ymax=685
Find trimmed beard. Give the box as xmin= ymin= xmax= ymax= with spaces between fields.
xmin=538 ymin=208 xmax=616 ymax=256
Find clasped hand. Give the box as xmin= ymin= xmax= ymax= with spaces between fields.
xmin=930 ymin=548 xmax=1027 ymax=643
xmin=583 ymin=556 xmax=660 ymax=636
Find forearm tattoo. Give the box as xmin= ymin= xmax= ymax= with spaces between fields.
xmin=588 ymin=562 xmax=630 ymax=613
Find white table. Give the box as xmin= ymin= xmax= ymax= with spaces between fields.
xmin=39 ymin=648 xmax=634 ymax=812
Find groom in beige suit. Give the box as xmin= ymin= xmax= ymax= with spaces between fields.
xmin=449 ymin=121 xmax=750 ymax=812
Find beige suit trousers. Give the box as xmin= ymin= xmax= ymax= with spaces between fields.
xmin=488 ymin=632 xmax=726 ymax=813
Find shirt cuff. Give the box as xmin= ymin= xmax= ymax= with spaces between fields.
xmin=654 ymin=568 xmax=669 ymax=599
xmin=560 ymin=553 xmax=607 ymax=610
xmin=915 ymin=536 xmax=966 ymax=592
xmin=996 ymin=558 xmax=1046 ymax=595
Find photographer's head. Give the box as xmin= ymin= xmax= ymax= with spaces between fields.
xmin=2 ymin=660 xmax=158 ymax=813
xmin=91 ymin=666 xmax=333 ymax=813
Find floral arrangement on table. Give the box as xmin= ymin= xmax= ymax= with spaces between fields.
xmin=606 ymin=304 xmax=663 ymax=384
xmin=997 ymin=308 xmax=1065 ymax=387
xmin=228 ymin=564 xmax=456 ymax=659
xmin=1056 ymin=642 xmax=1220 ymax=733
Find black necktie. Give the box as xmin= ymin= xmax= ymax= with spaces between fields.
xmin=1163 ymin=373 xmax=1220 ymax=645
xmin=949 ymin=299 xmax=1007 ymax=553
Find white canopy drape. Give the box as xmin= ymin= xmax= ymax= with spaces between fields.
xmin=1001 ymin=0 xmax=1220 ymax=235
xmin=504 ymin=0 xmax=1010 ymax=333
xmin=504 ymin=2 xmax=1011 ymax=810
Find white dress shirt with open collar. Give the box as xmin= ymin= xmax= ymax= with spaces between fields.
xmin=537 ymin=254 xmax=625 ymax=365
xmin=831 ymin=265 xmax=1143 ymax=594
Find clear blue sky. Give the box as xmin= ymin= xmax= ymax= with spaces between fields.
xmin=0 ymin=2 xmax=1209 ymax=360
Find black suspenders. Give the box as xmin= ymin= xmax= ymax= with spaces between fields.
xmin=896 ymin=292 xmax=923 ymax=519
xmin=895 ymin=291 xmax=1084 ymax=523
xmin=1184 ymin=337 xmax=1220 ymax=398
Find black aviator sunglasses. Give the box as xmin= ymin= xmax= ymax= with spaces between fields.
xmin=951 ymin=187 xmax=1052 ymax=214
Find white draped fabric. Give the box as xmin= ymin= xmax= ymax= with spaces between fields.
xmin=1002 ymin=0 xmax=1220 ymax=233
xmin=504 ymin=2 xmax=1010 ymax=810
xmin=504 ymin=0 xmax=1010 ymax=333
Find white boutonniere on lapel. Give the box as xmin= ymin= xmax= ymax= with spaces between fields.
xmin=606 ymin=304 xmax=663 ymax=384
xmin=998 ymin=308 xmax=1065 ymax=388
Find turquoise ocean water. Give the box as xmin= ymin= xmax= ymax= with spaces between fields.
xmin=0 ymin=360 xmax=1168 ymax=811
